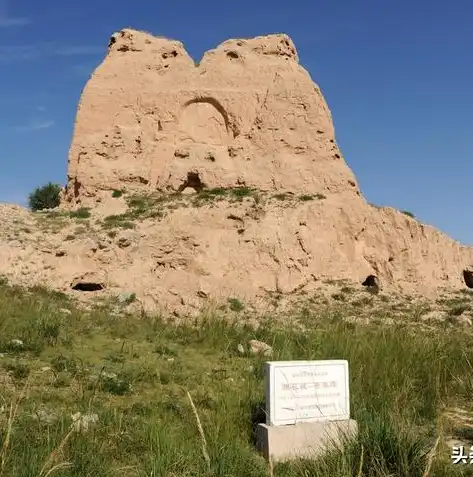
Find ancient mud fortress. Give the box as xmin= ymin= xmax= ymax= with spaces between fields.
xmin=2 ymin=29 xmax=472 ymax=315
xmin=63 ymin=29 xmax=358 ymax=204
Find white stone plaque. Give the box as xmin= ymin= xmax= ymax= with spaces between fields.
xmin=265 ymin=360 xmax=350 ymax=426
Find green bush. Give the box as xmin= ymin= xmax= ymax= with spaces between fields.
xmin=28 ymin=182 xmax=61 ymax=211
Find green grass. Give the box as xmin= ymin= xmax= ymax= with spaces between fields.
xmin=33 ymin=207 xmax=94 ymax=235
xmin=1 ymin=282 xmax=473 ymax=475
xmin=69 ymin=207 xmax=91 ymax=219
xmin=102 ymin=214 xmax=136 ymax=230
xmin=27 ymin=188 xmax=330 ymax=234
xmin=191 ymin=187 xmax=256 ymax=206
xmin=227 ymin=297 xmax=244 ymax=312
xmin=299 ymin=193 xmax=326 ymax=201
xmin=273 ymin=192 xmax=326 ymax=203
xmin=99 ymin=188 xmax=329 ymax=232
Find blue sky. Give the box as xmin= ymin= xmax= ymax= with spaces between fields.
xmin=0 ymin=0 xmax=472 ymax=244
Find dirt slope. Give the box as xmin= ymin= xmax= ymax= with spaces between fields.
xmin=1 ymin=29 xmax=472 ymax=316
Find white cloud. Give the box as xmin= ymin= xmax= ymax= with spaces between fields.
xmin=13 ymin=119 xmax=55 ymax=132
xmin=0 ymin=44 xmax=42 ymax=61
xmin=55 ymin=46 xmax=104 ymax=56
xmin=0 ymin=15 xmax=30 ymax=27
xmin=0 ymin=193 xmax=28 ymax=206
xmin=0 ymin=0 xmax=30 ymax=28
xmin=0 ymin=43 xmax=104 ymax=61
xmin=0 ymin=183 xmax=28 ymax=205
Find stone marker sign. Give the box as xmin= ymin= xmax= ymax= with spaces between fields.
xmin=265 ymin=360 xmax=350 ymax=426
xmin=256 ymin=359 xmax=357 ymax=462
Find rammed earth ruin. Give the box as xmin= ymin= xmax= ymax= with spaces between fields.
xmin=0 ymin=29 xmax=472 ymax=315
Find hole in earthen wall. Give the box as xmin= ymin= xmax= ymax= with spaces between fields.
xmin=71 ymin=282 xmax=105 ymax=292
xmin=226 ymin=51 xmax=240 ymax=59
xmin=177 ymin=171 xmax=207 ymax=193
xmin=463 ymin=269 xmax=473 ymax=288
xmin=362 ymin=275 xmax=379 ymax=287
xmin=162 ymin=50 xmax=178 ymax=59
xmin=174 ymin=149 xmax=190 ymax=158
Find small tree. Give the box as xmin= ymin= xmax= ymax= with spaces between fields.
xmin=28 ymin=182 xmax=61 ymax=211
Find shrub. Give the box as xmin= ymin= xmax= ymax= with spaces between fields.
xmin=299 ymin=194 xmax=315 ymax=201
xmin=228 ymin=297 xmax=244 ymax=312
xmin=28 ymin=182 xmax=61 ymax=211
xmin=230 ymin=187 xmax=253 ymax=199
xmin=4 ymin=361 xmax=30 ymax=380
xmin=69 ymin=207 xmax=91 ymax=219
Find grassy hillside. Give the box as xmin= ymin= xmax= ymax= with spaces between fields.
xmin=1 ymin=279 xmax=473 ymax=476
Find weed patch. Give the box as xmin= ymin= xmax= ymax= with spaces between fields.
xmin=0 ymin=282 xmax=471 ymax=475
xmin=69 ymin=207 xmax=91 ymax=219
